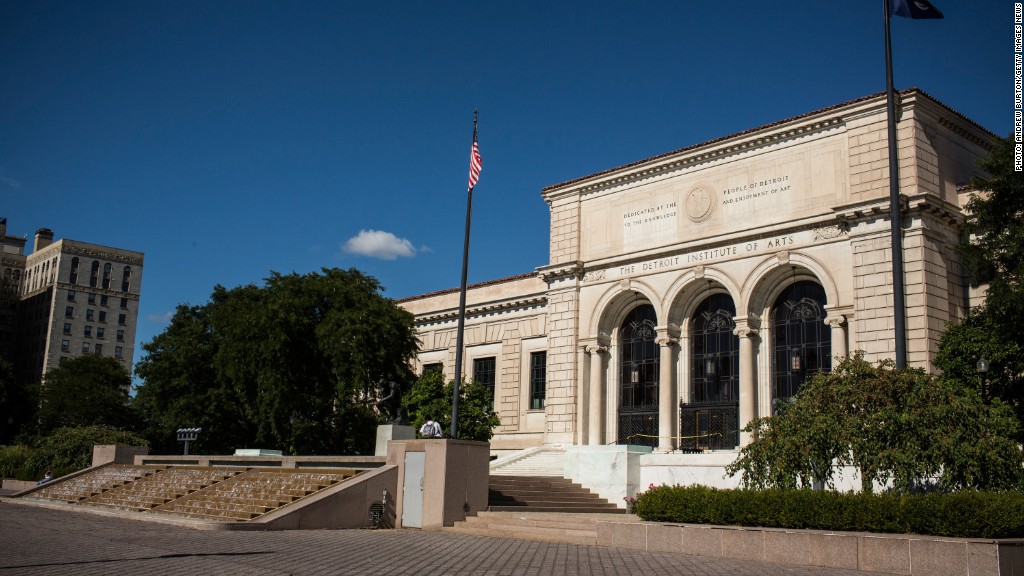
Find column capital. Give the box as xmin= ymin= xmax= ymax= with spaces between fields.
xmin=655 ymin=323 xmax=681 ymax=347
xmin=824 ymin=314 xmax=847 ymax=328
xmin=585 ymin=344 xmax=608 ymax=356
xmin=732 ymin=315 xmax=761 ymax=338
xmin=733 ymin=326 xmax=759 ymax=338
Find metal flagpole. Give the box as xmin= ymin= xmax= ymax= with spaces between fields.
xmin=883 ymin=0 xmax=908 ymax=369
xmin=451 ymin=111 xmax=481 ymax=438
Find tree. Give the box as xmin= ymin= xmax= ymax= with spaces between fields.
xmin=0 ymin=355 xmax=32 ymax=443
xmin=403 ymin=370 xmax=501 ymax=442
xmin=937 ymin=136 xmax=1024 ymax=417
xmin=133 ymin=268 xmax=418 ymax=455
xmin=727 ymin=354 xmax=1024 ymax=493
xmin=36 ymin=355 xmax=135 ymax=434
xmin=26 ymin=426 xmax=149 ymax=477
xmin=132 ymin=304 xmax=250 ymax=455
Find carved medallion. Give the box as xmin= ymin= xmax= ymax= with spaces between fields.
xmin=685 ymin=185 xmax=716 ymax=223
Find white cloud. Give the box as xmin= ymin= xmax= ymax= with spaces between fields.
xmin=0 ymin=167 xmax=20 ymax=189
xmin=342 ymin=229 xmax=417 ymax=260
xmin=147 ymin=311 xmax=174 ymax=323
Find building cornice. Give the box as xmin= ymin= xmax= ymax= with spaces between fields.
xmin=412 ymin=295 xmax=548 ymax=326
xmin=541 ymin=88 xmax=998 ymax=204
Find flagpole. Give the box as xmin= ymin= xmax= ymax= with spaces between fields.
xmin=451 ymin=111 xmax=479 ymax=439
xmin=883 ymin=0 xmax=908 ymax=369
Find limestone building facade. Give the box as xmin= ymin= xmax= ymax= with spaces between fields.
xmin=397 ymin=89 xmax=993 ymax=466
xmin=0 ymin=219 xmax=144 ymax=385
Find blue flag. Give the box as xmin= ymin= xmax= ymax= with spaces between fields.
xmin=890 ymin=0 xmax=944 ymax=19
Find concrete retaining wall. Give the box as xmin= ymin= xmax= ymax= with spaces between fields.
xmin=136 ymin=454 xmax=386 ymax=469
xmin=596 ymin=521 xmax=1024 ymax=576
xmin=250 ymin=465 xmax=399 ymax=531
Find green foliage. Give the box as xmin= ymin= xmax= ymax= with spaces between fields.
xmin=0 ymin=444 xmax=32 ymax=479
xmin=939 ymin=136 xmax=1024 ymax=426
xmin=403 ymin=370 xmax=500 ymax=442
xmin=727 ymin=353 xmax=1024 ymax=493
xmin=0 ymin=355 xmax=33 ymax=443
xmin=36 ymin=355 xmax=136 ymax=435
xmin=133 ymin=268 xmax=418 ymax=455
xmin=633 ymin=484 xmax=1024 ymax=539
xmin=958 ymin=137 xmax=1024 ymax=335
xmin=2 ymin=426 xmax=150 ymax=480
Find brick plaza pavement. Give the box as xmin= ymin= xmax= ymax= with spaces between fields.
xmin=0 ymin=501 xmax=890 ymax=576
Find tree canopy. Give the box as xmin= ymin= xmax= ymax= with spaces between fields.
xmin=36 ymin=355 xmax=135 ymax=435
xmin=402 ymin=369 xmax=501 ymax=442
xmin=133 ymin=268 xmax=418 ymax=455
xmin=727 ymin=354 xmax=1024 ymax=493
xmin=0 ymin=355 xmax=29 ymax=443
xmin=936 ymin=136 xmax=1024 ymax=426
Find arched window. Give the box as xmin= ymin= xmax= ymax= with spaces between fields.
xmin=771 ymin=281 xmax=830 ymax=407
xmin=70 ymin=257 xmax=79 ymax=284
xmin=90 ymin=261 xmax=99 ymax=287
xmin=681 ymin=293 xmax=739 ymax=450
xmin=618 ymin=303 xmax=659 ymax=447
xmin=102 ymin=263 xmax=112 ymax=289
xmin=121 ymin=266 xmax=131 ymax=292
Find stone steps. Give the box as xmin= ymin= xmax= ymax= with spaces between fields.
xmin=30 ymin=465 xmax=157 ymax=503
xmin=490 ymin=449 xmax=566 ymax=477
xmin=446 ymin=511 xmax=635 ymax=545
xmin=25 ymin=465 xmax=359 ymax=522
xmin=487 ymin=475 xmax=623 ymax=514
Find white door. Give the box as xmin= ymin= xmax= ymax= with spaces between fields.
xmin=402 ymin=451 xmax=425 ymax=528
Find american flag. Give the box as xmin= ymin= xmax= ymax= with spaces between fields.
xmin=468 ymin=138 xmax=482 ymax=191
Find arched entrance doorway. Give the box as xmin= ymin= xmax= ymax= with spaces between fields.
xmin=771 ymin=280 xmax=830 ymax=411
xmin=680 ymin=293 xmax=739 ymax=451
xmin=617 ymin=303 xmax=658 ymax=447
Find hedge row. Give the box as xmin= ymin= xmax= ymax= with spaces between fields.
xmin=633 ymin=484 xmax=1024 ymax=539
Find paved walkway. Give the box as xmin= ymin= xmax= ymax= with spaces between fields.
xmin=0 ymin=500 xmax=889 ymax=576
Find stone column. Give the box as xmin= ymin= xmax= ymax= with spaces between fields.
xmin=825 ymin=314 xmax=848 ymax=362
xmin=586 ymin=345 xmax=607 ymax=446
xmin=656 ymin=327 xmax=680 ymax=453
xmin=733 ymin=320 xmax=760 ymax=447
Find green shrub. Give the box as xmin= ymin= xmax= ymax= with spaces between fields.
xmin=0 ymin=444 xmax=32 ymax=478
xmin=633 ymin=484 xmax=1024 ymax=539
xmin=22 ymin=426 xmax=149 ymax=479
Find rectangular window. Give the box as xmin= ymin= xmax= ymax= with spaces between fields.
xmin=95 ymin=343 xmax=103 ymax=355
xmin=96 ymin=327 xmax=105 ymax=339
xmin=100 ymin=295 xmax=108 ymax=307
xmin=84 ymin=325 xmax=92 ymax=338
xmin=120 ymin=298 xmax=127 ymax=309
xmin=473 ymin=357 xmax=496 ymax=410
xmin=422 ymin=363 xmax=443 ymax=376
xmin=530 ymin=351 xmax=547 ymax=410
xmin=67 ymin=290 xmax=76 ymax=301
xmin=116 ymin=329 xmax=124 ymax=342
xmin=65 ymin=306 xmax=74 ymax=318
xmin=99 ymin=311 xmax=106 ymax=323
xmin=114 ymin=346 xmax=123 ymax=358
xmin=118 ymin=313 xmax=126 ymax=325
xmin=61 ymin=340 xmax=70 ymax=352
xmin=82 ymin=341 xmax=90 ymax=353
xmin=88 ymin=293 xmax=96 ymax=304
xmin=63 ymin=323 xmax=71 ymax=335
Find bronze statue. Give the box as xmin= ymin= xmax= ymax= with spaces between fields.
xmin=375 ymin=378 xmax=407 ymax=425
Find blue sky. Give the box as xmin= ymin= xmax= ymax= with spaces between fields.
xmin=1 ymin=1 xmax=1010 ymax=371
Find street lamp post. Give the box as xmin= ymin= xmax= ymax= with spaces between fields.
xmin=176 ymin=427 xmax=201 ymax=456
xmin=976 ymin=355 xmax=990 ymax=404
